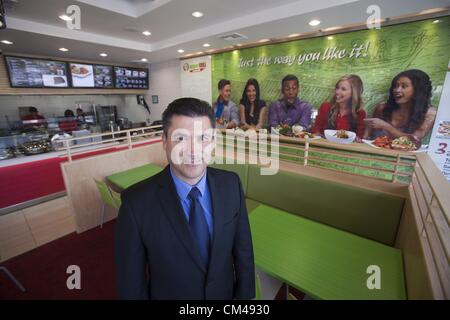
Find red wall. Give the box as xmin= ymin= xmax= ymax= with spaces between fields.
xmin=0 ymin=140 xmax=161 ymax=209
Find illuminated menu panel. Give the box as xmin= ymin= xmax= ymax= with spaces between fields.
xmin=114 ymin=66 xmax=148 ymax=89
xmin=70 ymin=63 xmax=113 ymax=88
xmin=5 ymin=56 xmax=69 ymax=88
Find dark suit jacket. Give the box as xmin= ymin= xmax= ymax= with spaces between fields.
xmin=114 ymin=165 xmax=255 ymax=300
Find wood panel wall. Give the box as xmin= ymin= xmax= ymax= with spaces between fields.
xmin=61 ymin=141 xmax=167 ymax=233
xmin=395 ymin=155 xmax=450 ymax=300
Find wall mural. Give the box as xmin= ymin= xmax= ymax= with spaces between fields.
xmin=211 ymin=16 xmax=450 ymax=144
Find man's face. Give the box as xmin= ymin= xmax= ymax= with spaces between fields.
xmin=219 ymin=84 xmax=231 ymax=102
xmin=282 ymin=80 xmax=299 ymax=102
xmin=163 ymin=115 xmax=214 ymax=184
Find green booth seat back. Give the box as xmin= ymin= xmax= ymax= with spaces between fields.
xmin=209 ymin=163 xmax=249 ymax=195
xmin=246 ymin=165 xmax=405 ymax=246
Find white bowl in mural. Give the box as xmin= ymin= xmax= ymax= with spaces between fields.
xmin=324 ymin=129 xmax=356 ymax=144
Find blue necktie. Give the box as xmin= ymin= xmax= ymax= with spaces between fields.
xmin=188 ymin=187 xmax=210 ymax=268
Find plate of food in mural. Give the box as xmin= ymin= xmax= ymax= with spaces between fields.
xmin=362 ymin=136 xmax=428 ymax=153
xmin=272 ymin=125 xmax=320 ymax=140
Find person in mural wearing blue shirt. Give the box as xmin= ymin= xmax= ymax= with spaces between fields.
xmin=212 ymin=79 xmax=240 ymax=129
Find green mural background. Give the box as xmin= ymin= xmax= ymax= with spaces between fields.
xmin=211 ymin=16 xmax=450 ymax=131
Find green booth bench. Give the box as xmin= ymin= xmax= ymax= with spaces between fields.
xmin=210 ymin=163 xmax=406 ymax=300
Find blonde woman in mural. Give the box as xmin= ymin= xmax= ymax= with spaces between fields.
xmin=239 ymin=78 xmax=267 ymax=130
xmin=312 ymin=74 xmax=366 ymax=140
xmin=364 ymin=69 xmax=437 ymax=145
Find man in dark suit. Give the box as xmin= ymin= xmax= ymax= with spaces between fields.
xmin=115 ymin=97 xmax=255 ymax=299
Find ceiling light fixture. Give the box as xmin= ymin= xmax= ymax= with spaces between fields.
xmin=59 ymin=14 xmax=73 ymax=21
xmin=309 ymin=19 xmax=321 ymax=26
xmin=100 ymin=53 xmax=108 ymax=57
xmin=142 ymin=30 xmax=152 ymax=36
xmin=59 ymin=47 xmax=69 ymax=52
xmin=177 ymin=49 xmax=185 ymax=53
xmin=192 ymin=11 xmax=203 ymax=18
xmin=202 ymin=43 xmax=211 ymax=47
xmin=1 ymin=40 xmax=13 ymax=45
xmin=141 ymin=58 xmax=148 ymax=62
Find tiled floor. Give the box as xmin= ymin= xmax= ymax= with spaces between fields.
xmin=0 ymin=197 xmax=75 ymax=262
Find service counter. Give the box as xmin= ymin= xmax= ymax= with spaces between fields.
xmin=0 ymin=126 xmax=162 ymax=213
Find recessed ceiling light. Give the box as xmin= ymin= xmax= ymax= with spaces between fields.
xmin=192 ymin=11 xmax=203 ymax=18
xmin=309 ymin=19 xmax=321 ymax=26
xmin=59 ymin=48 xmax=69 ymax=52
xmin=100 ymin=53 xmax=108 ymax=57
xmin=59 ymin=14 xmax=73 ymax=21
xmin=202 ymin=43 xmax=211 ymax=47
xmin=142 ymin=30 xmax=152 ymax=36
xmin=177 ymin=49 xmax=185 ymax=53
xmin=141 ymin=58 xmax=148 ymax=62
xmin=258 ymin=39 xmax=270 ymax=43
xmin=433 ymin=19 xmax=441 ymax=24
xmin=1 ymin=40 xmax=14 ymax=45
xmin=327 ymin=36 xmax=334 ymax=40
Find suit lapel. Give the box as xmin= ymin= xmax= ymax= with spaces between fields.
xmin=157 ymin=166 xmax=206 ymax=273
xmin=206 ymin=168 xmax=226 ymax=272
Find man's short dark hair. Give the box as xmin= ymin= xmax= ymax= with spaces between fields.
xmin=281 ymin=74 xmax=299 ymax=88
xmin=29 ymin=107 xmax=38 ymax=113
xmin=218 ymin=79 xmax=230 ymax=91
xmin=162 ymin=98 xmax=216 ymax=137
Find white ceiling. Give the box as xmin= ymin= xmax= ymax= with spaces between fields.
xmin=0 ymin=0 xmax=449 ymax=66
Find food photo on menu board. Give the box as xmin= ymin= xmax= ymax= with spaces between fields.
xmin=70 ymin=63 xmax=113 ymax=88
xmin=70 ymin=63 xmax=94 ymax=87
xmin=5 ymin=56 xmax=69 ymax=88
xmin=114 ymin=66 xmax=148 ymax=89
xmin=94 ymin=65 xmax=113 ymax=88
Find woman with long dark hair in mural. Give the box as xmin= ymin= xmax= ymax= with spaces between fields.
xmin=312 ymin=74 xmax=366 ymax=139
xmin=364 ymin=69 xmax=437 ymax=144
xmin=239 ymin=78 xmax=267 ymax=129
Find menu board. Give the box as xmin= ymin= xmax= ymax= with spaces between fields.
xmin=114 ymin=66 xmax=148 ymax=89
xmin=70 ymin=63 xmax=113 ymax=88
xmin=5 ymin=56 xmax=69 ymax=88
